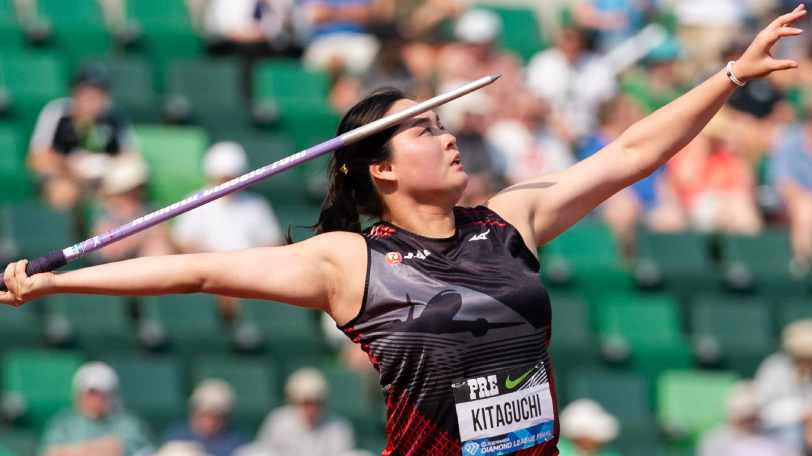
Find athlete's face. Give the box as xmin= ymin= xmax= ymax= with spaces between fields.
xmin=385 ymin=99 xmax=467 ymax=199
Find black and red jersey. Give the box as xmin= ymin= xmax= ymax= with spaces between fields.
xmin=340 ymin=206 xmax=558 ymax=456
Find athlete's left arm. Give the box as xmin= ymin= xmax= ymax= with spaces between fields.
xmin=487 ymin=6 xmax=805 ymax=248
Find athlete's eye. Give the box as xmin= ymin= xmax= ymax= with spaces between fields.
xmin=422 ymin=127 xmax=432 ymax=135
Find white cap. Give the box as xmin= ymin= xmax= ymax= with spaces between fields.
xmin=190 ymin=379 xmax=235 ymax=414
xmin=203 ymin=142 xmax=248 ymax=179
xmin=560 ymin=399 xmax=620 ymax=443
xmin=783 ymin=319 xmax=812 ymax=358
xmin=285 ymin=367 xmax=328 ymax=403
xmin=154 ymin=442 xmax=211 ymax=456
xmin=455 ymin=9 xmax=501 ymax=44
xmin=725 ymin=381 xmax=761 ymax=421
xmin=101 ymin=155 xmax=149 ymax=194
xmin=72 ymin=362 xmax=119 ymax=395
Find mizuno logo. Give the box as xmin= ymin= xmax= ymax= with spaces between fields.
xmin=505 ymin=367 xmax=535 ymax=390
xmin=469 ymin=229 xmax=490 ymax=241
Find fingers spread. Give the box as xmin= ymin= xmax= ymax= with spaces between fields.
xmin=772 ymin=4 xmax=807 ymax=29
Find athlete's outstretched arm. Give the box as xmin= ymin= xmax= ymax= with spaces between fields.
xmin=488 ymin=5 xmax=806 ymax=248
xmin=0 ymin=231 xmax=367 ymax=323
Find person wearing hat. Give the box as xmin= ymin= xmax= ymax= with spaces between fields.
xmin=698 ymin=381 xmax=793 ymax=456
xmin=172 ymin=141 xmax=283 ymax=320
xmin=754 ymin=319 xmax=812 ymax=453
xmin=251 ymin=367 xmax=354 ymax=456
xmin=28 ymin=62 xmax=140 ymax=212
xmin=90 ymin=155 xmax=175 ymax=263
xmin=557 ymin=399 xmax=621 ymax=456
xmin=39 ymin=362 xmax=154 ymax=456
xmin=164 ymin=379 xmax=249 ymax=456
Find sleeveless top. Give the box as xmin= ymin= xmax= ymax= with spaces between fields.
xmin=339 ymin=206 xmax=559 ymax=456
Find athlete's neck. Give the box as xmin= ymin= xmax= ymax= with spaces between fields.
xmin=382 ymin=204 xmax=456 ymax=239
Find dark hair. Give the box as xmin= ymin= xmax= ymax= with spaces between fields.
xmin=288 ymin=87 xmax=412 ymax=242
xmin=322 ymin=87 xmax=413 ymax=232
xmin=72 ymin=62 xmax=111 ymax=91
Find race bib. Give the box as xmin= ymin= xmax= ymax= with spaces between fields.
xmin=452 ymin=362 xmax=555 ymax=456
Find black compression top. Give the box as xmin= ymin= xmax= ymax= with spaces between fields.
xmin=340 ymin=206 xmax=558 ymax=456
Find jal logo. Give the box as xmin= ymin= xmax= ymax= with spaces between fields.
xmin=386 ymin=252 xmax=402 ymax=265
xmin=463 ymin=442 xmax=480 ymax=455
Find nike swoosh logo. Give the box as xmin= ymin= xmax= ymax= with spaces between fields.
xmin=505 ymin=367 xmax=534 ymax=389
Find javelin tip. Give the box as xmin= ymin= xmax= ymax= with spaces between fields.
xmin=489 ymin=74 xmax=502 ymax=82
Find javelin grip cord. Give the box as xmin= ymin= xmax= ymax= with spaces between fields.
xmin=0 ymin=75 xmax=500 ymax=293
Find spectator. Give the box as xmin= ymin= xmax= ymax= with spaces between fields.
xmin=698 ymin=381 xmax=793 ymax=456
xmin=436 ymin=8 xmax=523 ymax=120
xmin=164 ymin=379 xmax=249 ymax=456
xmin=485 ymin=91 xmax=574 ymax=186
xmin=753 ymin=319 xmax=812 ymax=453
xmin=621 ymin=38 xmax=691 ymax=115
xmin=250 ymin=367 xmax=354 ymax=456
xmin=172 ymin=142 xmax=283 ymax=320
xmin=557 ymin=399 xmax=621 ymax=456
xmin=526 ymin=27 xmax=617 ymax=141
xmin=578 ymin=95 xmax=687 ymax=258
xmin=205 ymin=0 xmax=299 ymax=58
xmin=39 ymin=362 xmax=153 ymax=456
xmin=90 ymin=155 xmax=175 ymax=264
xmin=669 ymin=109 xmax=763 ymax=234
xmin=299 ymin=0 xmax=380 ymax=77
xmin=570 ymin=0 xmax=654 ymax=53
xmin=770 ymin=104 xmax=812 ymax=277
xmin=28 ymin=62 xmax=140 ymax=212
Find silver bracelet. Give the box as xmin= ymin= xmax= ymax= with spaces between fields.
xmin=726 ymin=61 xmax=746 ymax=87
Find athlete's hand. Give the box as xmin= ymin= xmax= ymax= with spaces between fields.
xmin=733 ymin=4 xmax=806 ymax=82
xmin=1 ymin=260 xmax=55 ymax=306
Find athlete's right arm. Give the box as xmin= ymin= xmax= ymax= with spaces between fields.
xmin=0 ymin=231 xmax=367 ymax=323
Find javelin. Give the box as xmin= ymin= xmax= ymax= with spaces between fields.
xmin=0 ymin=74 xmax=501 ymax=291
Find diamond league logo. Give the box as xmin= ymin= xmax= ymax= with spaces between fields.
xmin=463 ymin=442 xmax=480 ymax=455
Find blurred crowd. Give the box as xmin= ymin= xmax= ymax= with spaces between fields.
xmin=24 ymin=0 xmax=812 ymax=280
xmin=15 ymin=0 xmax=812 ymax=455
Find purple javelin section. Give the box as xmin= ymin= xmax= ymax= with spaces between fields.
xmin=62 ymin=136 xmax=346 ymax=261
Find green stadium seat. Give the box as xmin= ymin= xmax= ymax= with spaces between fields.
xmin=165 ymin=58 xmax=251 ymax=130
xmin=124 ymin=0 xmax=203 ymax=91
xmin=321 ymin=365 xmax=384 ymax=435
xmin=0 ymin=50 xmax=69 ymax=128
xmin=139 ymin=293 xmax=230 ymax=356
xmin=33 ymin=0 xmax=112 ymax=72
xmin=238 ymin=299 xmax=325 ymax=362
xmin=134 ymin=124 xmax=208 ymax=207
xmin=0 ymin=426 xmax=38 ymax=456
xmin=252 ymin=59 xmax=332 ymax=114
xmin=474 ymin=5 xmax=546 ymax=62
xmin=44 ymin=294 xmax=138 ymax=357
xmin=547 ymin=291 xmax=602 ymax=401
xmin=190 ymin=355 xmax=281 ymax=433
xmin=595 ymin=292 xmax=693 ymax=380
xmin=0 ymin=303 xmax=45 ymax=352
xmin=720 ymin=230 xmax=809 ymax=299
xmin=688 ymin=293 xmax=776 ymax=377
xmin=635 ymin=230 xmax=721 ymax=303
xmin=274 ymin=205 xmax=322 ymax=242
xmin=0 ymin=0 xmax=25 ymax=51
xmin=656 ymin=369 xmax=738 ymax=444
xmin=0 ymin=201 xmax=75 ymax=259
xmin=0 ymin=122 xmax=33 ymax=202
xmin=539 ymin=222 xmax=635 ymax=301
xmin=1 ymin=349 xmax=84 ymax=431
xmin=566 ymin=368 xmax=658 ymax=448
xmin=82 ymin=55 xmax=159 ymax=123
xmin=102 ymin=353 xmax=186 ymax=435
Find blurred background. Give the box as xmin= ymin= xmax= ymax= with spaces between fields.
xmin=2 ymin=0 xmax=812 ymax=455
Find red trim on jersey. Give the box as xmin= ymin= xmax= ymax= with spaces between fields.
xmin=370 ymin=225 xmax=396 ymax=237
xmin=343 ymin=327 xmax=381 ymax=372
xmin=384 ymin=390 xmax=461 ymax=456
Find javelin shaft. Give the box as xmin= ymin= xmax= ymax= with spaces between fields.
xmin=0 ymin=75 xmax=500 ymax=290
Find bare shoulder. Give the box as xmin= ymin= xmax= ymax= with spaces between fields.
xmin=301 ymin=231 xmax=367 ymax=262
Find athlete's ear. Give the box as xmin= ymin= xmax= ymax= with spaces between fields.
xmin=370 ymin=161 xmax=396 ymax=183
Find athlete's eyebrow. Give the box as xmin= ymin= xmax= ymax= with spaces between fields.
xmin=404 ymin=114 xmax=441 ymax=129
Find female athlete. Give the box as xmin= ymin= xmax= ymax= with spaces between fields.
xmin=2 ymin=6 xmax=807 ymax=455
